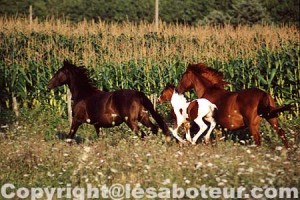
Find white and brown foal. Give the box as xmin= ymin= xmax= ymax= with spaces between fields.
xmin=158 ymin=84 xmax=217 ymax=145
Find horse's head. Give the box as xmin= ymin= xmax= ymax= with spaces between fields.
xmin=177 ymin=63 xmax=226 ymax=98
xmin=158 ymin=84 xmax=175 ymax=103
xmin=177 ymin=64 xmax=196 ymax=94
xmin=48 ymin=60 xmax=72 ymax=89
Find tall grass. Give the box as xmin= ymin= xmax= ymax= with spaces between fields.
xmin=0 ymin=17 xmax=299 ymax=118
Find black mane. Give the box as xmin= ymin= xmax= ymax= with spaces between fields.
xmin=63 ymin=60 xmax=98 ymax=91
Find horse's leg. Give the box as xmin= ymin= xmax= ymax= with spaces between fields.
xmin=139 ymin=113 xmax=158 ymax=135
xmin=247 ymin=116 xmax=261 ymax=146
xmin=266 ymin=117 xmax=289 ymax=148
xmin=171 ymin=120 xmax=186 ymax=143
xmin=67 ymin=120 xmax=81 ymax=140
xmin=182 ymin=122 xmax=192 ymax=142
xmin=186 ymin=130 xmax=192 ymax=142
xmin=203 ymin=117 xmax=217 ymax=144
xmin=184 ymin=123 xmax=192 ymax=143
xmin=192 ymin=118 xmax=208 ymax=145
xmin=126 ymin=120 xmax=145 ymax=138
xmin=171 ymin=128 xmax=186 ymax=143
xmin=94 ymin=124 xmax=101 ymax=137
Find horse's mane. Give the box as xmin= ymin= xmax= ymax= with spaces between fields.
xmin=166 ymin=83 xmax=176 ymax=90
xmin=63 ymin=60 xmax=97 ymax=90
xmin=186 ymin=63 xmax=228 ymax=88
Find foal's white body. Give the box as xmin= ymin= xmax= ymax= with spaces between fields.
xmin=170 ymin=91 xmax=217 ymax=144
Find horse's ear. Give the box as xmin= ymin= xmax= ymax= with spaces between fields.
xmin=166 ymin=83 xmax=175 ymax=89
xmin=186 ymin=63 xmax=194 ymax=71
xmin=63 ymin=60 xmax=72 ymax=66
xmin=166 ymin=83 xmax=175 ymax=88
xmin=198 ymin=62 xmax=207 ymax=69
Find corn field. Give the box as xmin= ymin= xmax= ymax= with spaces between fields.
xmin=0 ymin=18 xmax=299 ymax=117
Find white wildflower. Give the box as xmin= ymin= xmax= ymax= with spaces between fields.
xmin=195 ymin=162 xmax=203 ymax=169
xmin=47 ymin=172 xmax=55 ymax=177
xmin=207 ymin=163 xmax=213 ymax=167
xmin=145 ymin=165 xmax=150 ymax=170
xmin=275 ymin=146 xmax=283 ymax=151
xmin=217 ymin=182 xmax=225 ymax=187
xmin=247 ymin=167 xmax=254 ymax=173
xmin=162 ymin=178 xmax=171 ymax=185
xmin=110 ymin=168 xmax=118 ymax=173
xmin=127 ymin=162 xmax=132 ymax=167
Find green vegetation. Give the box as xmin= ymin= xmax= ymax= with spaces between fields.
xmin=0 ymin=19 xmax=299 ymax=118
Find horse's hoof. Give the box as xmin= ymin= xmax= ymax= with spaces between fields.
xmin=165 ymin=135 xmax=172 ymax=143
xmin=180 ymin=140 xmax=188 ymax=145
xmin=179 ymin=141 xmax=187 ymax=147
xmin=204 ymin=141 xmax=210 ymax=145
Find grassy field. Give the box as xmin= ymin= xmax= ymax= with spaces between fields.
xmin=0 ymin=107 xmax=299 ymax=199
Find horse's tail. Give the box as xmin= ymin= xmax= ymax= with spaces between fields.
xmin=258 ymin=92 xmax=292 ymax=119
xmin=140 ymin=93 xmax=171 ymax=138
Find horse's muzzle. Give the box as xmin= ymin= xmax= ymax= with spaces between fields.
xmin=48 ymin=82 xmax=54 ymax=89
xmin=47 ymin=77 xmax=58 ymax=89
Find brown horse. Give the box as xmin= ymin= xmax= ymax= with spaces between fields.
xmin=48 ymin=60 xmax=171 ymax=141
xmin=177 ymin=63 xmax=292 ymax=148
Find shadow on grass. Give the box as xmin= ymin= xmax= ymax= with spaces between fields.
xmin=0 ymin=109 xmax=15 ymax=131
xmin=56 ymin=131 xmax=85 ymax=144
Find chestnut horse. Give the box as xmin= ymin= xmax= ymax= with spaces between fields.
xmin=177 ymin=63 xmax=292 ymax=148
xmin=158 ymin=84 xmax=217 ymax=144
xmin=48 ymin=60 xmax=171 ymax=141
